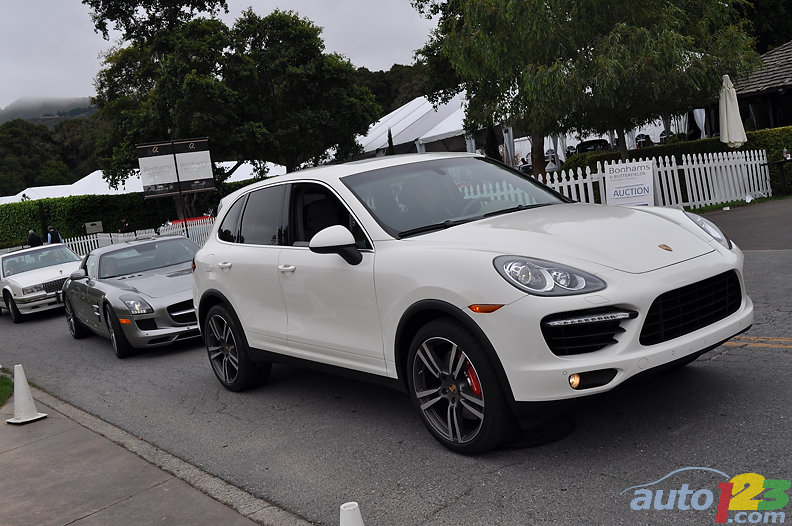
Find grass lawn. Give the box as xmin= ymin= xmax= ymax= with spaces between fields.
xmin=0 ymin=374 xmax=12 ymax=407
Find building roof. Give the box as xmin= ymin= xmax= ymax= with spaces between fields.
xmin=736 ymin=40 xmax=792 ymax=96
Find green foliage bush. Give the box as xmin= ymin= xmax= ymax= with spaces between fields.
xmin=0 ymin=176 xmax=261 ymax=246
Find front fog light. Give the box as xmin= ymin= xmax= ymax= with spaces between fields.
xmin=568 ymin=373 xmax=581 ymax=389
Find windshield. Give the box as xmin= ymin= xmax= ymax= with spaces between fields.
xmin=98 ymin=238 xmax=199 ymax=278
xmin=1 ymin=245 xmax=81 ymax=277
xmin=342 ymin=156 xmax=565 ymax=237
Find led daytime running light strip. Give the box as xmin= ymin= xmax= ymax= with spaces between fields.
xmin=546 ymin=311 xmax=633 ymax=327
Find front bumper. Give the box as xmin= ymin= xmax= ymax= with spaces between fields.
xmin=474 ymin=251 xmax=754 ymax=404
xmin=14 ymin=292 xmax=63 ymax=314
xmin=114 ymin=297 xmax=201 ymax=348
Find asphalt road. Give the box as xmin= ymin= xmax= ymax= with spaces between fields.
xmin=1 ymin=198 xmax=790 ymax=526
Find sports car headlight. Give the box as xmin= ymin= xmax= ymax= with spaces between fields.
xmin=119 ymin=294 xmax=154 ymax=315
xmin=684 ymin=212 xmax=732 ymax=249
xmin=494 ymin=256 xmax=606 ymax=296
xmin=22 ymin=284 xmax=44 ymax=295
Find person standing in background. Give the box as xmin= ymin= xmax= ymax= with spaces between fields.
xmin=46 ymin=225 xmax=62 ymax=244
xmin=27 ymin=230 xmax=43 ymax=247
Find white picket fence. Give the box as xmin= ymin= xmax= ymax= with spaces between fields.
xmin=536 ymin=149 xmax=771 ymax=208
xmin=157 ymin=217 xmax=215 ymax=247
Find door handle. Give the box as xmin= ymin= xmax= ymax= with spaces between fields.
xmin=217 ymin=262 xmax=232 ymax=270
xmin=278 ymin=264 xmax=296 ymax=273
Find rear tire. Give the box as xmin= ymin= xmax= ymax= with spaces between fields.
xmin=204 ymin=304 xmax=271 ymax=392
xmin=4 ymin=291 xmax=25 ymax=324
xmin=105 ymin=305 xmax=133 ymax=358
xmin=407 ymin=318 xmax=514 ymax=454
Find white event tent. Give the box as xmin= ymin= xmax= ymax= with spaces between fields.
xmin=0 ymin=162 xmax=284 ymax=205
xmin=360 ymin=92 xmax=480 ymax=157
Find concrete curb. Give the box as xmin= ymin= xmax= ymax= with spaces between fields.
xmin=26 ymin=384 xmax=314 ymax=526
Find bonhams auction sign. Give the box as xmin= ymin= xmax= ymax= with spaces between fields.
xmin=604 ymin=160 xmax=655 ymax=206
xmin=136 ymin=138 xmax=215 ymax=197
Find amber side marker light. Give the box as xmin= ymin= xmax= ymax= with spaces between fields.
xmin=468 ymin=304 xmax=504 ymax=313
xmin=119 ymin=318 xmax=132 ymax=325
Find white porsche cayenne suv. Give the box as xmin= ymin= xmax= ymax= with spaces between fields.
xmin=192 ymin=153 xmax=753 ymax=454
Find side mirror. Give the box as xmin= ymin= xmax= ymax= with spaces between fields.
xmin=309 ymin=225 xmax=363 ymax=265
xmin=70 ymin=269 xmax=88 ymax=280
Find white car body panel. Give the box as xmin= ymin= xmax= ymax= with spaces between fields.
xmin=193 ymin=152 xmax=753 ymax=410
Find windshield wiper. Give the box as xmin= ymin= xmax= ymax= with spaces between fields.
xmin=481 ymin=203 xmax=553 ymax=219
xmin=397 ymin=219 xmax=471 ymax=238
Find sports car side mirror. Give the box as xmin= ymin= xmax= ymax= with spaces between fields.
xmin=70 ymin=269 xmax=88 ymax=280
xmin=309 ymin=225 xmax=362 ymax=265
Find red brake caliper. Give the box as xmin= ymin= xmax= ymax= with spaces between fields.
xmin=465 ymin=363 xmax=482 ymax=397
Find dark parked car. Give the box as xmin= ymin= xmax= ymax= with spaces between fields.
xmin=576 ymin=139 xmax=611 ymax=154
xmin=62 ymin=236 xmax=201 ymax=358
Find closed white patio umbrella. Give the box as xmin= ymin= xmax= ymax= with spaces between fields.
xmin=719 ymin=74 xmax=747 ymax=148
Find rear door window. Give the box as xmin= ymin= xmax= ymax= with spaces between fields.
xmin=239 ymin=185 xmax=287 ymax=245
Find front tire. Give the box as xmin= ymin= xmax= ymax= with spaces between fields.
xmin=4 ymin=291 xmax=25 ymax=324
xmin=64 ymin=296 xmax=90 ymax=339
xmin=204 ymin=304 xmax=271 ymax=392
xmin=105 ymin=305 xmax=133 ymax=358
xmin=407 ymin=318 xmax=514 ymax=454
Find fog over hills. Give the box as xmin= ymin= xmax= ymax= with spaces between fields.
xmin=0 ymin=97 xmax=95 ymax=126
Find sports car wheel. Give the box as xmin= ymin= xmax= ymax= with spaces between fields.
xmin=105 ymin=305 xmax=133 ymax=358
xmin=204 ymin=304 xmax=270 ymax=392
xmin=64 ymin=296 xmax=90 ymax=338
xmin=407 ymin=318 xmax=513 ymax=454
xmin=4 ymin=291 xmax=25 ymax=324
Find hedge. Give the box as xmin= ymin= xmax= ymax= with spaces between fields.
xmin=0 ymin=177 xmax=259 ymax=247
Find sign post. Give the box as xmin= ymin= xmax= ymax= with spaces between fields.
xmin=604 ymin=160 xmax=655 ymax=206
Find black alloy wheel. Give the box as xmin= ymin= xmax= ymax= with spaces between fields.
xmin=407 ymin=318 xmax=513 ymax=454
xmin=105 ymin=305 xmax=133 ymax=358
xmin=204 ymin=304 xmax=270 ymax=392
xmin=64 ymin=296 xmax=90 ymax=338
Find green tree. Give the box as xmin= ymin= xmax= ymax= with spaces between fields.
xmin=226 ymin=9 xmax=379 ymax=171
xmin=82 ymin=0 xmax=228 ymax=41
xmin=90 ymin=6 xmax=379 ymax=190
xmin=414 ymin=0 xmax=759 ymax=166
xmin=735 ymin=0 xmax=792 ymax=54
xmin=0 ymin=119 xmax=80 ymax=195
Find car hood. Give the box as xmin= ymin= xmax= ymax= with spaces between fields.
xmin=5 ymin=262 xmax=82 ymax=287
xmin=107 ymin=266 xmax=194 ymax=299
xmin=406 ymin=203 xmax=716 ymax=274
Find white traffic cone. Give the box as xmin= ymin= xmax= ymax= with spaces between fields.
xmin=339 ymin=501 xmax=365 ymax=526
xmin=6 ymin=364 xmax=47 ymax=425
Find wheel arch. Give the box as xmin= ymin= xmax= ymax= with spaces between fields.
xmin=394 ymin=299 xmax=516 ymax=408
xmin=197 ymin=289 xmax=235 ymax=333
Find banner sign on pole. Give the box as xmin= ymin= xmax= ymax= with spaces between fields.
xmin=604 ymin=160 xmax=655 ymax=206
xmin=173 ymin=138 xmax=215 ymax=193
xmin=136 ymin=137 xmax=215 ymax=197
xmin=137 ymin=141 xmax=179 ymax=196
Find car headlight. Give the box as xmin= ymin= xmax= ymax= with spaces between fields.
xmin=684 ymin=212 xmax=732 ymax=249
xmin=22 ymin=284 xmax=45 ymax=295
xmin=493 ymin=256 xmax=606 ymax=296
xmin=119 ymin=294 xmax=154 ymax=314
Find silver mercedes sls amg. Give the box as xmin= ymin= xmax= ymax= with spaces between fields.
xmin=62 ymin=236 xmax=201 ymax=358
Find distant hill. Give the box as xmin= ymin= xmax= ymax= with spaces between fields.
xmin=0 ymin=97 xmax=96 ymax=127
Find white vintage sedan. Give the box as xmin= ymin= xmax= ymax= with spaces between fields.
xmin=192 ymin=152 xmax=753 ymax=454
xmin=1 ymin=244 xmax=83 ymax=323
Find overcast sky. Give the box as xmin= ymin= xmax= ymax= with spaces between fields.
xmin=0 ymin=0 xmax=436 ymax=109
